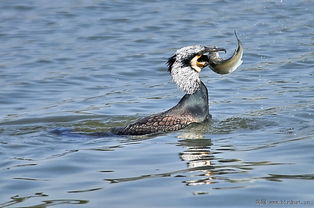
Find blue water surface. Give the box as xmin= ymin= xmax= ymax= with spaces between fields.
xmin=0 ymin=0 xmax=313 ymax=207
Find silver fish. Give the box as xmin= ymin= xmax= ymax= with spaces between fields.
xmin=208 ymin=31 xmax=243 ymax=75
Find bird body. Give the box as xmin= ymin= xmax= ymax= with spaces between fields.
xmin=112 ymin=81 xmax=209 ymax=135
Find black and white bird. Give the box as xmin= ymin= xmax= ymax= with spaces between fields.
xmin=112 ymin=33 xmax=243 ymax=136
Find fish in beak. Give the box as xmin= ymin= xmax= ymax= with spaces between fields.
xmin=208 ymin=31 xmax=243 ymax=75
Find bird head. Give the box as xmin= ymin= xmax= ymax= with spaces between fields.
xmin=167 ymin=45 xmax=226 ymax=94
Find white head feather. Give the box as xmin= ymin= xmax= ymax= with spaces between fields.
xmin=168 ymin=45 xmax=206 ymax=94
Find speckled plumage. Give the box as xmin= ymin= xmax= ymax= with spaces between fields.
xmin=174 ymin=45 xmax=206 ymax=61
xmin=171 ymin=63 xmax=200 ymax=94
xmin=111 ymin=114 xmax=194 ymax=135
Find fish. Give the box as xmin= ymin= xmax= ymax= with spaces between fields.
xmin=208 ymin=31 xmax=243 ymax=75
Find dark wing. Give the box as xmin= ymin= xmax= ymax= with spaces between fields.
xmin=112 ymin=113 xmax=192 ymax=135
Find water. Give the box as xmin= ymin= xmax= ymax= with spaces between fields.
xmin=0 ymin=0 xmax=313 ymax=207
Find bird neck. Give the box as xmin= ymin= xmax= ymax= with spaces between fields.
xmin=171 ymin=65 xmax=200 ymax=94
xmin=168 ymin=81 xmax=210 ymax=122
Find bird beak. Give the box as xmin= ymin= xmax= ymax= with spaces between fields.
xmin=204 ymin=47 xmax=226 ymax=53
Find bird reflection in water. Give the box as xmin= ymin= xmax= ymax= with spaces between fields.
xmin=177 ymin=122 xmax=215 ymax=186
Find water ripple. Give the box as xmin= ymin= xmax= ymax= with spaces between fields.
xmin=1 ymin=0 xmax=314 ymax=207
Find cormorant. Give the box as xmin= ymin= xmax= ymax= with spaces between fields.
xmin=112 ymin=33 xmax=243 ymax=136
